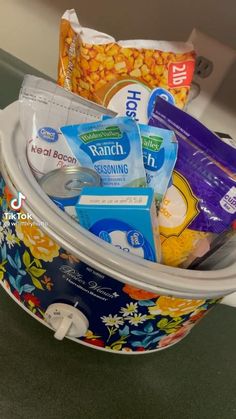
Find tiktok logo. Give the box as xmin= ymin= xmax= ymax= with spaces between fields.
xmin=10 ymin=192 xmax=26 ymax=210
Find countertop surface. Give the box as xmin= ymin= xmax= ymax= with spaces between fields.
xmin=0 ymin=48 xmax=236 ymax=419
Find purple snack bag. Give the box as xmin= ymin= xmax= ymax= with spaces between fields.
xmin=149 ymin=97 xmax=236 ymax=268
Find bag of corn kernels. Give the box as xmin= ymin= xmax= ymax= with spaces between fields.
xmin=58 ymin=9 xmax=195 ymax=124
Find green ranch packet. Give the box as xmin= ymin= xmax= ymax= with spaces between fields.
xmin=60 ymin=116 xmax=146 ymax=188
xmin=139 ymin=124 xmax=178 ymax=205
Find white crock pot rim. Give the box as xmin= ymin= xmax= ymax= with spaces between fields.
xmin=3 ymin=158 xmax=223 ymax=300
xmin=0 ymin=101 xmax=236 ymax=298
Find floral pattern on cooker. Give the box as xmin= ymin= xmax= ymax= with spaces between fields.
xmin=81 ymin=284 xmax=214 ymax=351
xmin=0 ymin=178 xmax=219 ymax=352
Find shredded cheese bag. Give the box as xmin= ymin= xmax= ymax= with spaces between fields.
xmin=58 ymin=9 xmax=195 ymax=124
xmin=150 ymin=97 xmax=236 ymax=268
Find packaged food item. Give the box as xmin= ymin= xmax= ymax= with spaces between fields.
xmin=58 ymin=9 xmax=195 ymax=123
xmin=149 ymin=97 xmax=236 ymax=268
xmin=139 ymin=124 xmax=178 ymax=206
xmin=39 ymin=166 xmax=101 ymax=220
xmin=189 ymin=221 xmax=236 ymax=269
xmin=60 ymin=116 xmax=146 ymax=188
xmin=19 ymin=75 xmax=116 ymax=179
xmin=76 ymin=187 xmax=160 ymax=262
xmin=101 ymin=116 xmax=178 ymax=204
xmin=215 ymin=131 xmax=236 ymax=148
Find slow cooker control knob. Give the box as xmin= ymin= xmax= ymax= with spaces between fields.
xmin=45 ymin=303 xmax=89 ymax=341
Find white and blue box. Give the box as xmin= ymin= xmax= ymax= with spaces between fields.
xmin=76 ymin=187 xmax=160 ymax=262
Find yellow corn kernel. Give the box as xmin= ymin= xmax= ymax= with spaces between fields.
xmin=153 ymin=51 xmax=161 ymax=61
xmin=96 ymin=53 xmax=107 ymax=62
xmin=73 ymin=68 xmax=81 ymax=78
xmin=161 ymin=52 xmax=170 ymax=61
xmin=90 ymin=59 xmax=100 ymax=72
xmin=142 ymin=74 xmax=152 ymax=83
xmin=144 ymin=56 xmax=155 ymax=67
xmin=68 ymin=28 xmax=75 ymax=39
xmin=65 ymin=37 xmax=72 ymax=45
xmin=80 ymin=58 xmax=89 ymax=70
xmin=107 ymin=45 xmax=120 ymax=56
xmin=60 ymin=19 xmax=70 ymax=37
xmin=83 ymin=43 xmax=93 ymax=49
xmin=95 ymin=79 xmax=107 ymax=90
xmin=115 ymin=61 xmax=126 ymax=71
xmin=141 ymin=64 xmax=149 ymax=76
xmin=79 ymin=80 xmax=90 ymax=90
xmin=72 ymin=77 xmax=78 ymax=91
xmin=61 ymin=44 xmax=69 ymax=58
xmin=133 ymin=50 xmax=140 ymax=58
xmin=94 ymin=45 xmax=106 ymax=53
xmin=122 ymin=48 xmax=133 ymax=58
xmin=134 ymin=56 xmax=143 ymax=69
xmin=168 ymin=53 xmax=176 ymax=61
xmin=115 ymin=54 xmax=126 ymax=63
xmin=81 ymin=47 xmax=89 ymax=55
xmin=100 ymin=70 xmax=105 ymax=79
xmin=159 ymin=80 xmax=168 ymax=88
xmin=105 ymin=43 xmax=114 ymax=52
xmin=86 ymin=76 xmax=95 ymax=86
xmin=105 ymin=73 xmax=116 ymax=81
xmin=80 ymin=89 xmax=90 ymax=99
xmin=126 ymin=56 xmax=134 ymax=71
xmin=62 ymin=56 xmax=69 ymax=68
xmin=154 ymin=65 xmax=164 ymax=76
xmin=162 ymin=68 xmax=169 ymax=79
xmin=80 ymin=51 xmax=90 ymax=59
xmin=145 ymin=50 xmax=153 ymax=59
xmin=176 ymin=88 xmax=187 ymax=100
xmin=105 ymin=58 xmax=114 ymax=70
xmin=90 ymin=73 xmax=100 ymax=82
xmin=105 ymin=56 xmax=114 ymax=62
xmin=57 ymin=75 xmax=64 ymax=86
xmin=155 ymin=55 xmax=164 ymax=65
xmin=88 ymin=49 xmax=97 ymax=59
xmin=98 ymin=64 xmax=104 ymax=71
xmin=150 ymin=79 xmax=159 ymax=88
xmin=129 ymin=68 xmax=141 ymax=78
xmin=76 ymin=55 xmax=81 ymax=64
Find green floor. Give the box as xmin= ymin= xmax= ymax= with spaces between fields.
xmin=1 ymin=49 xmax=236 ymax=419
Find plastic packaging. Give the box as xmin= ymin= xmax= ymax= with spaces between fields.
xmin=139 ymin=124 xmax=178 ymax=205
xmin=58 ymin=9 xmax=195 ymax=123
xmin=101 ymin=115 xmax=178 ymax=204
xmin=149 ymin=97 xmax=236 ymax=268
xmin=60 ymin=117 xmax=146 ymax=188
xmin=190 ymin=221 xmax=236 ymax=269
xmin=19 ymin=75 xmax=115 ymax=178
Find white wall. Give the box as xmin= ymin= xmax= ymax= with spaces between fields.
xmin=0 ymin=0 xmax=236 ymax=134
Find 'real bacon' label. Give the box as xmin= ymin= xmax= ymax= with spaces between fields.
xmin=27 ymin=127 xmax=78 ymax=179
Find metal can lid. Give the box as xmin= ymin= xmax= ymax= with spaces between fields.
xmin=39 ymin=166 xmax=101 ymax=198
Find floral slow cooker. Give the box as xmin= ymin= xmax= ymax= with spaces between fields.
xmin=0 ymin=101 xmax=236 ymax=354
